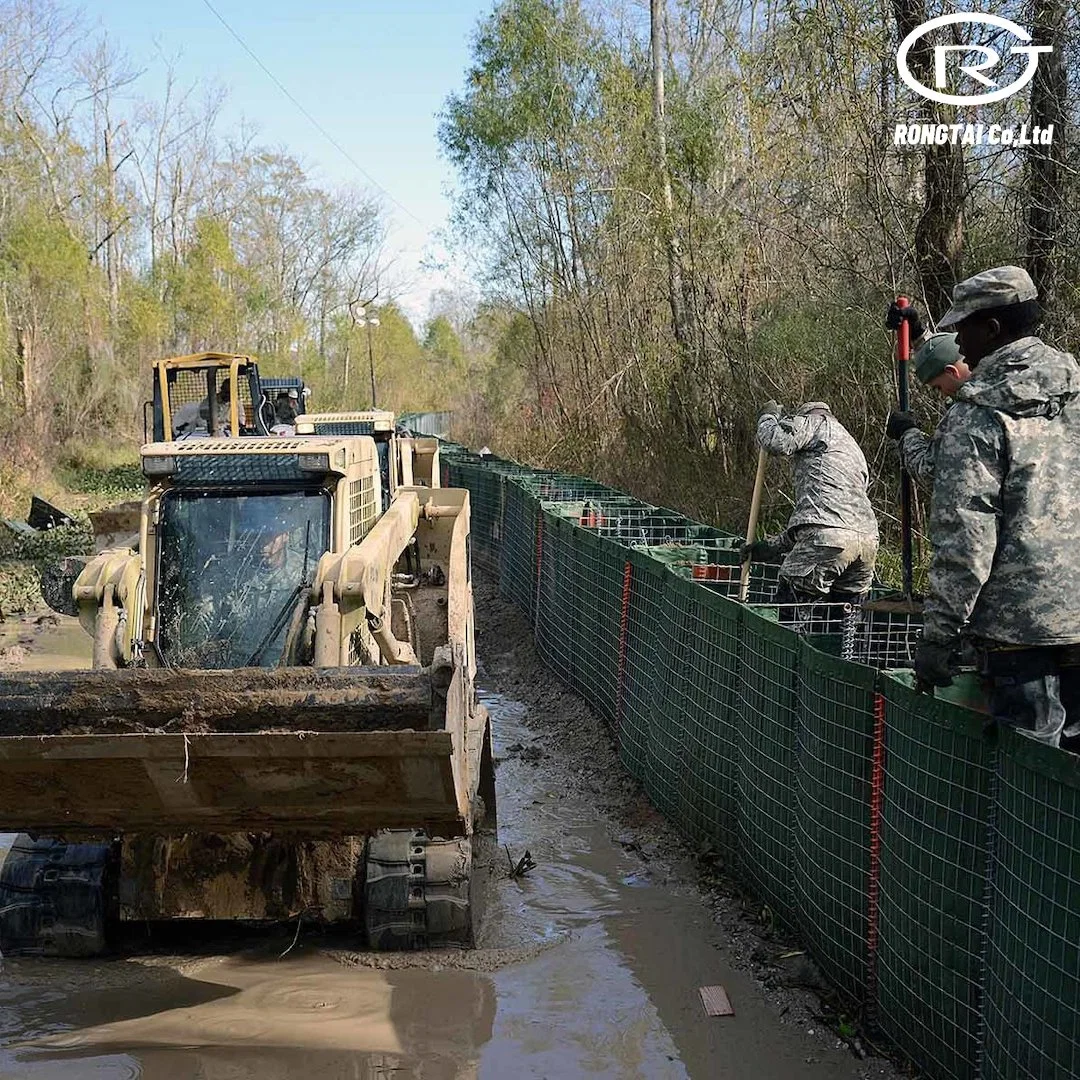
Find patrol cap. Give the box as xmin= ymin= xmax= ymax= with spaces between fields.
xmin=938 ymin=265 xmax=1037 ymax=329
xmin=914 ymin=333 xmax=961 ymax=384
xmin=288 ymin=388 xmax=299 ymax=399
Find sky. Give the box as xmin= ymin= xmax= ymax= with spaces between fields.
xmin=89 ymin=0 xmax=494 ymax=325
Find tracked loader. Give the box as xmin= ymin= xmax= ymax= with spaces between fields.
xmin=0 ymin=435 xmax=494 ymax=955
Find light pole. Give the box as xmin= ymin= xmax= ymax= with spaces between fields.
xmin=354 ymin=308 xmax=381 ymax=408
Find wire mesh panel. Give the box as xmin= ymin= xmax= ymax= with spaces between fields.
xmin=794 ymin=640 xmax=878 ymax=1006
xmin=842 ymin=600 xmax=924 ymax=670
xmin=660 ymin=576 xmax=744 ymax=860
xmin=533 ymin=509 xmax=576 ymax=679
xmin=498 ymin=480 xmax=540 ymax=621
xmin=563 ymin=525 xmax=625 ymax=726
xmin=877 ymin=672 xmax=993 ymax=1080
xmin=737 ymin=607 xmax=802 ymax=924
xmin=642 ymin=571 xmax=693 ymax=823
xmin=617 ymin=550 xmax=667 ymax=782
xmin=983 ymin=728 xmax=1080 ymax=1080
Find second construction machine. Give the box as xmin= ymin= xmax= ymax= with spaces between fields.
xmin=0 ymin=433 xmax=494 ymax=955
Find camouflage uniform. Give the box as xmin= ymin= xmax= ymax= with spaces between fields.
xmin=898 ymin=426 xmax=936 ymax=484
xmin=922 ymin=336 xmax=1080 ymax=744
xmin=756 ymin=403 xmax=879 ymax=599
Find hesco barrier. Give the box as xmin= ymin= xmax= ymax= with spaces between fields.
xmin=441 ymin=443 xmax=1080 ymax=1080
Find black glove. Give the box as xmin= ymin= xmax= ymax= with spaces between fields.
xmin=759 ymin=400 xmax=782 ymax=418
xmin=914 ymin=639 xmax=956 ymax=692
xmin=886 ymin=410 xmax=918 ymax=441
xmin=739 ymin=538 xmax=781 ymax=564
xmin=885 ymin=302 xmax=925 ymax=340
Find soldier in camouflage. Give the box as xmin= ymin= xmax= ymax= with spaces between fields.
xmin=885 ymin=332 xmax=971 ymax=484
xmin=914 ymin=266 xmax=1080 ymax=747
xmin=743 ymin=402 xmax=879 ymax=601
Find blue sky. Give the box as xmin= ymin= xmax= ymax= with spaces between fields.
xmin=89 ymin=0 xmax=494 ymax=324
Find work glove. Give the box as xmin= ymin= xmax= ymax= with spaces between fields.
xmin=759 ymin=400 xmax=782 ymax=419
xmin=886 ymin=410 xmax=919 ymax=441
xmin=885 ymin=302 xmax=925 ymax=341
xmin=739 ymin=538 xmax=782 ymax=565
xmin=914 ymin=639 xmax=957 ymax=693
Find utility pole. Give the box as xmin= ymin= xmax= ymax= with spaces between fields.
xmin=366 ymin=317 xmax=378 ymax=407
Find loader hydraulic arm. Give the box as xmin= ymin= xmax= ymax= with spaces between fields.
xmin=313 ymin=491 xmax=424 ymax=667
xmin=71 ymin=550 xmax=143 ymax=668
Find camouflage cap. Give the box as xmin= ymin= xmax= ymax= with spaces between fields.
xmin=913 ymin=333 xmax=961 ymax=384
xmin=937 ymin=265 xmax=1037 ymax=329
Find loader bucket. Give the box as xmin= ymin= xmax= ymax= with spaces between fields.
xmin=0 ymin=667 xmax=468 ymax=838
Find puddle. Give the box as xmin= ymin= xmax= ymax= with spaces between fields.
xmin=0 ymin=647 xmax=878 ymax=1078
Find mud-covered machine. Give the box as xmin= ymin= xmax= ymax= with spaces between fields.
xmin=0 ymin=436 xmax=495 ymax=955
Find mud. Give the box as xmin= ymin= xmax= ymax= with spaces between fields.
xmin=0 ymin=597 xmax=906 ymax=1078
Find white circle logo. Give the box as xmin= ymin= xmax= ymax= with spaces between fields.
xmin=896 ymin=13 xmax=1052 ymax=106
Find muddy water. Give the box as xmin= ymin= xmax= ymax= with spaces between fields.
xmin=0 ymin=625 xmax=876 ymax=1078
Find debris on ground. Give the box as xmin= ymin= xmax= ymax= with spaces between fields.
xmin=699 ymin=984 xmax=735 ymax=1016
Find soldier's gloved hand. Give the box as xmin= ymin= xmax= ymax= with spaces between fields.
xmin=886 ymin=410 xmax=918 ymax=441
xmin=885 ymin=302 xmax=925 ymax=340
xmin=914 ymin=640 xmax=956 ymax=693
xmin=739 ymin=539 xmax=774 ymax=564
xmin=759 ymin=400 xmax=782 ymax=418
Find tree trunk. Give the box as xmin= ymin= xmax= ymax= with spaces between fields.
xmin=16 ymin=322 xmax=34 ymax=413
xmin=104 ymin=120 xmax=121 ymax=330
xmin=1025 ymin=0 xmax=1067 ymax=320
xmin=893 ymin=0 xmax=965 ymax=318
xmin=650 ymin=0 xmax=691 ymax=352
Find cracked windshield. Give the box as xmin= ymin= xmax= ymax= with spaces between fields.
xmin=156 ymin=489 xmax=329 ymax=668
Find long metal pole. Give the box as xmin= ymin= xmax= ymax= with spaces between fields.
xmin=367 ymin=322 xmax=377 ymax=408
xmin=896 ymin=295 xmax=914 ymax=598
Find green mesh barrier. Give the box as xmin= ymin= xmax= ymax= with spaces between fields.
xmin=737 ymin=607 xmax=802 ymax=923
xmin=563 ymin=524 xmax=625 ymax=726
xmin=659 ymin=575 xmax=743 ymax=859
xmin=533 ymin=509 xmax=576 ymax=677
xmin=983 ymin=727 xmax=1080 ymax=1079
xmin=877 ymin=672 xmax=993 ymax=1080
xmin=794 ymin=639 xmax=878 ymax=1005
xmin=642 ymin=572 xmax=691 ymax=823
xmin=617 ymin=550 xmax=666 ymax=782
xmin=498 ymin=480 xmax=540 ymax=621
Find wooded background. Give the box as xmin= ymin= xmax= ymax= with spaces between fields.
xmin=440 ymin=0 xmax=1078 ymax=559
xmin=2 ymin=0 xmax=1076 ymax=558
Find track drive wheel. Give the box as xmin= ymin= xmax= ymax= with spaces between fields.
xmin=363 ymin=829 xmax=473 ymax=950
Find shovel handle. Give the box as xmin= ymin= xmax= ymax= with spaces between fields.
xmin=740 ymin=447 xmax=768 ymax=602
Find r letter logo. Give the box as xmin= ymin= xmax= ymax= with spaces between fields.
xmin=896 ymin=13 xmax=1051 ymax=106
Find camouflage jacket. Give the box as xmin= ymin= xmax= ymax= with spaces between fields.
xmin=898 ymin=414 xmax=950 ymax=484
xmin=757 ymin=404 xmax=878 ymax=539
xmin=923 ymin=337 xmax=1080 ymax=646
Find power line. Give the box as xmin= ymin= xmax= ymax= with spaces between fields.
xmin=199 ymin=0 xmax=430 ymax=230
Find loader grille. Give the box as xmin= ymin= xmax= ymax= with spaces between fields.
xmin=173 ymin=453 xmax=316 ymax=487
xmin=350 ymin=475 xmax=378 ymax=543
xmin=312 ymin=420 xmax=376 ymax=435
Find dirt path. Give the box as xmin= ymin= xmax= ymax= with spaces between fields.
xmin=0 ymin=590 xmax=906 ymax=1079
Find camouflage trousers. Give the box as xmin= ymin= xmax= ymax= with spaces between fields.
xmin=779 ymin=526 xmax=878 ymax=601
xmin=979 ymin=645 xmax=1080 ymax=749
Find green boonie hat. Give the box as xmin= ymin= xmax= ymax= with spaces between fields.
xmin=914 ymin=333 xmax=961 ymax=384
xmin=938 ymin=265 xmax=1037 ymax=329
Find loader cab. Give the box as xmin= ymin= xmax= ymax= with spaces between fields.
xmin=259 ymin=376 xmax=311 ymax=429
xmin=295 ymin=411 xmax=399 ymax=511
xmin=140 ymin=438 xmax=380 ymax=669
xmin=149 ymin=353 xmax=271 ymax=442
